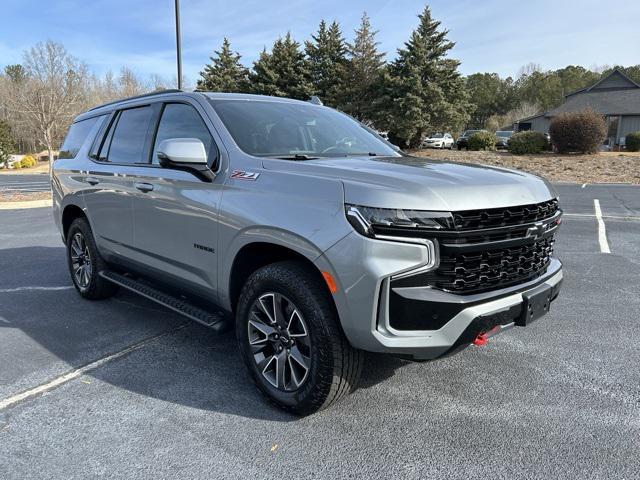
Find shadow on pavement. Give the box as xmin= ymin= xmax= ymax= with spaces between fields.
xmin=1 ymin=246 xmax=408 ymax=421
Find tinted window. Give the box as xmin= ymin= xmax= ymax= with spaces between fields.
xmin=152 ymin=103 xmax=214 ymax=164
xmin=210 ymin=99 xmax=398 ymax=158
xmin=106 ymin=106 xmax=153 ymax=164
xmin=58 ymin=116 xmax=104 ymax=159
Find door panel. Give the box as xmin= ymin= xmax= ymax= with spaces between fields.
xmin=82 ymin=165 xmax=136 ymax=259
xmin=81 ymin=104 xmax=156 ymax=261
xmin=131 ymin=168 xmax=223 ymax=297
xmin=129 ymin=101 xmax=223 ymax=298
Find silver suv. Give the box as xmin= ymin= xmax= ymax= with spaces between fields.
xmin=53 ymin=91 xmax=563 ymax=414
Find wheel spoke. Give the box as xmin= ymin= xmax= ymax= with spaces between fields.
xmin=259 ymin=354 xmax=278 ymax=388
xmin=272 ymin=293 xmax=287 ymax=327
xmin=288 ymin=345 xmax=310 ymax=371
xmin=287 ymin=353 xmax=308 ymax=388
xmin=256 ymin=352 xmax=273 ymax=371
xmin=70 ymin=242 xmax=82 ymax=258
xmin=257 ymin=294 xmax=276 ymax=324
xmin=78 ymin=234 xmax=86 ymax=252
xmin=275 ymin=350 xmax=287 ymax=389
xmin=248 ymin=315 xmax=277 ymax=344
xmin=287 ymin=309 xmax=307 ymax=338
xmin=82 ymin=266 xmax=90 ymax=286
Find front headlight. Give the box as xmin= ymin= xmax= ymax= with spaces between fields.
xmin=345 ymin=204 xmax=453 ymax=238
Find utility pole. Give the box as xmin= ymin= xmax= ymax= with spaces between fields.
xmin=174 ymin=0 xmax=183 ymax=89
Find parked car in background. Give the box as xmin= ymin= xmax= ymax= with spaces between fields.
xmin=456 ymin=130 xmax=483 ymax=150
xmin=495 ymin=131 xmax=514 ymax=149
xmin=421 ymin=133 xmax=454 ymax=149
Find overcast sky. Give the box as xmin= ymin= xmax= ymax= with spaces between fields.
xmin=2 ymin=0 xmax=639 ymax=85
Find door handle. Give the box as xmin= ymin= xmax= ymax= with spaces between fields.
xmin=86 ymin=177 xmax=100 ymax=186
xmin=134 ymin=182 xmax=154 ymax=193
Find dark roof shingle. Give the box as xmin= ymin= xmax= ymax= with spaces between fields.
xmin=547 ymin=89 xmax=640 ymax=116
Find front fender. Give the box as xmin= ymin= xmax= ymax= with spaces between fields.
xmin=217 ymin=225 xmax=349 ymax=311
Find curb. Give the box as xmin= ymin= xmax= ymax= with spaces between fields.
xmin=0 ymin=199 xmax=52 ymax=210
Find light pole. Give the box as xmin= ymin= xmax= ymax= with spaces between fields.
xmin=174 ymin=0 xmax=183 ymax=89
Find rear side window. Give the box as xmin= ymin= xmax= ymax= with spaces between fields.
xmin=104 ymin=106 xmax=154 ymax=164
xmin=58 ymin=116 xmax=103 ymax=159
xmin=151 ymin=103 xmax=214 ymax=164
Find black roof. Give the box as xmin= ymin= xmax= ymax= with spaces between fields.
xmin=547 ymin=88 xmax=640 ymax=116
xmin=518 ymin=69 xmax=640 ymax=121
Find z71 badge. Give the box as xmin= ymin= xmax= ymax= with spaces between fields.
xmin=230 ymin=170 xmax=260 ymax=181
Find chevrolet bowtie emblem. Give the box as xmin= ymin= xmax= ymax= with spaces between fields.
xmin=526 ymin=222 xmax=545 ymax=239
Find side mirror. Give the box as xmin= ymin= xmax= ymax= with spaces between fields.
xmin=156 ymin=138 xmax=215 ymax=182
xmin=157 ymin=138 xmax=208 ymax=165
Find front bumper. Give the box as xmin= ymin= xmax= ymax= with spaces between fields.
xmin=375 ymin=258 xmax=562 ymax=360
xmin=319 ymin=232 xmax=562 ymax=361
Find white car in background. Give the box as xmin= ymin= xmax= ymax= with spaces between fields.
xmin=422 ymin=133 xmax=454 ymax=149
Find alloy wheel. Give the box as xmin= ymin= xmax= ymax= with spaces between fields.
xmin=247 ymin=292 xmax=311 ymax=391
xmin=70 ymin=232 xmax=92 ymax=289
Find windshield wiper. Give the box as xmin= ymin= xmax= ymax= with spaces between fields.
xmin=264 ymin=154 xmax=319 ymax=160
xmin=338 ymin=152 xmax=385 ymax=157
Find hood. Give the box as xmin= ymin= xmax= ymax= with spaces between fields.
xmin=262 ymin=155 xmax=556 ymax=211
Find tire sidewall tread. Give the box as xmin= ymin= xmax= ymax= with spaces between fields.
xmin=66 ymin=217 xmax=118 ymax=300
xmin=236 ymin=261 xmax=362 ymax=415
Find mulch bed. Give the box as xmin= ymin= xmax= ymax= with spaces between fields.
xmin=408 ymin=149 xmax=640 ymax=184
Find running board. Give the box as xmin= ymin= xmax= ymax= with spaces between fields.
xmin=99 ymin=270 xmax=229 ymax=333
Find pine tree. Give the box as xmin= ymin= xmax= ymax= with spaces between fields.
xmin=197 ymin=38 xmax=249 ymax=92
xmin=249 ymin=33 xmax=312 ymax=100
xmin=376 ymin=6 xmax=471 ymax=147
xmin=342 ymin=12 xmax=386 ymax=121
xmin=0 ymin=121 xmax=16 ymax=168
xmin=305 ymin=20 xmax=347 ymax=107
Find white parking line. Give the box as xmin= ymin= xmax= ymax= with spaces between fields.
xmin=563 ymin=213 xmax=640 ymax=221
xmin=0 ymin=286 xmax=73 ymax=293
xmin=0 ymin=324 xmax=189 ymax=411
xmin=593 ymin=199 xmax=611 ymax=254
xmin=581 ymin=183 xmax=587 ymax=188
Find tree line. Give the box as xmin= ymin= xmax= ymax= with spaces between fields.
xmin=197 ymin=7 xmax=470 ymax=147
xmin=1 ymin=4 xmax=639 ymax=161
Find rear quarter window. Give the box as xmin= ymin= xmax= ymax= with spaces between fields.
xmin=58 ymin=116 xmax=104 ymax=160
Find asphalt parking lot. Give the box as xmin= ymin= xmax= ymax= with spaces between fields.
xmin=0 ymin=173 xmax=50 ymax=193
xmin=1 ymin=183 xmax=639 ymax=479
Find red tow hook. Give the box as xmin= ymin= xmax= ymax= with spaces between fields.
xmin=472 ymin=326 xmax=501 ymax=346
xmin=473 ymin=333 xmax=489 ymax=346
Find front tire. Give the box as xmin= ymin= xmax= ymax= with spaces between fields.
xmin=66 ymin=217 xmax=118 ymax=299
xmin=236 ymin=261 xmax=363 ymax=415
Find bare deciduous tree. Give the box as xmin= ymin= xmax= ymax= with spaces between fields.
xmin=5 ymin=40 xmax=89 ymax=162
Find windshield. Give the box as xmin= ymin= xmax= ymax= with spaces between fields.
xmin=208 ymin=99 xmax=399 ymax=158
xmin=430 ymin=133 xmax=444 ymax=138
xmin=496 ymin=131 xmax=513 ymax=137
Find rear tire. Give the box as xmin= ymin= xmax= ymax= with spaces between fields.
xmin=66 ymin=217 xmax=118 ymax=300
xmin=236 ymin=261 xmax=363 ymax=415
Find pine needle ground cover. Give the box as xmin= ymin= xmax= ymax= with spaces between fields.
xmin=410 ymin=149 xmax=640 ymax=184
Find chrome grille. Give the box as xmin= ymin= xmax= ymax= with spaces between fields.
xmin=426 ymin=236 xmax=555 ymax=294
xmin=452 ymin=199 xmax=559 ymax=230
xmin=403 ymin=199 xmax=562 ymax=295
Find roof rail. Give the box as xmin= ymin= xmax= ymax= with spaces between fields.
xmin=88 ymin=89 xmax=183 ymax=111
